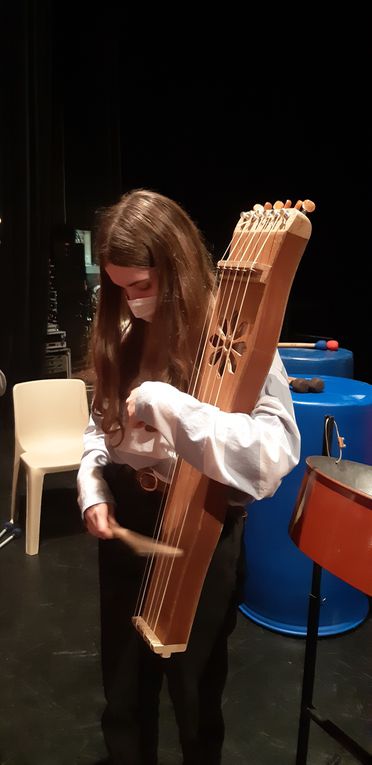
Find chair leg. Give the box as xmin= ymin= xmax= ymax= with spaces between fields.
xmin=10 ymin=455 xmax=21 ymax=521
xmin=25 ymin=467 xmax=45 ymax=555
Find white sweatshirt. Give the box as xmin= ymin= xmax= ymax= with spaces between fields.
xmin=77 ymin=351 xmax=300 ymax=513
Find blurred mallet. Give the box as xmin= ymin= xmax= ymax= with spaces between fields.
xmin=289 ymin=377 xmax=324 ymax=394
xmin=278 ymin=340 xmax=339 ymax=351
xmin=109 ymin=520 xmax=183 ymax=558
xmin=0 ymin=524 xmax=22 ymax=549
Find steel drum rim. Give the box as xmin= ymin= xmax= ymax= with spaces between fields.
xmin=305 ymin=456 xmax=372 ymax=502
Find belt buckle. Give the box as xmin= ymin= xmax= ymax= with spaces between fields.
xmin=137 ymin=468 xmax=160 ymax=492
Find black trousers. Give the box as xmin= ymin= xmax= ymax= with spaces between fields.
xmin=98 ymin=464 xmax=246 ymax=765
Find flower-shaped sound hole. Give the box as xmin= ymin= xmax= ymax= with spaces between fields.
xmin=209 ymin=311 xmax=247 ymax=376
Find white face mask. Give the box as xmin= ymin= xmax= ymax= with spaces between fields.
xmin=127 ymin=294 xmax=157 ymax=322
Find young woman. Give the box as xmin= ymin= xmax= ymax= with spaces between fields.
xmin=77 ymin=189 xmax=300 ymax=765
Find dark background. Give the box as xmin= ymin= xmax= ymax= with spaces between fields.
xmin=1 ymin=2 xmax=370 ymax=390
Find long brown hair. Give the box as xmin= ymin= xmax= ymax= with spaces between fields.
xmin=92 ymin=189 xmax=215 ymax=439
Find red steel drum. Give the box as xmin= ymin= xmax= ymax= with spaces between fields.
xmin=289 ymin=457 xmax=372 ymax=596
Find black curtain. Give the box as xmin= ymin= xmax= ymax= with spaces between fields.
xmin=0 ymin=1 xmax=53 ymax=388
xmin=0 ymin=1 xmax=123 ymax=403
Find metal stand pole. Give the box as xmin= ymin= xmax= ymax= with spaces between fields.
xmin=295 ymin=561 xmax=322 ymax=764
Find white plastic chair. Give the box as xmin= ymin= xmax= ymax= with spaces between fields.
xmin=10 ymin=378 xmax=89 ymax=555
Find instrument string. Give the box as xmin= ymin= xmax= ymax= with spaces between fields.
xmin=139 ymin=227 xmax=251 ymax=626
xmin=139 ymin=207 xmax=289 ymax=633
xmin=189 ymin=221 xmax=252 ymax=400
xmin=134 ymin=231 xmax=239 ymax=617
xmin=200 ymin=209 xmax=273 ymax=410
xmin=193 ymin=217 xmax=258 ymax=405
xmin=135 ymin=276 xmax=226 ymax=622
xmin=145 ymin=211 xmax=280 ymax=631
xmin=141 ymin=210 xmax=282 ymax=631
xmin=136 ymin=273 xmax=224 ymax=621
xmin=204 ymin=211 xmax=280 ymax=409
xmin=136 ymin=220 xmax=254 ymax=622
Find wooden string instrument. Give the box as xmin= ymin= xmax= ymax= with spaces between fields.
xmin=132 ymin=198 xmax=315 ymax=657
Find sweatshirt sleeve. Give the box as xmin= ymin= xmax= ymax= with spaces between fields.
xmin=77 ymin=410 xmax=115 ymax=515
xmin=135 ymin=352 xmax=300 ymax=501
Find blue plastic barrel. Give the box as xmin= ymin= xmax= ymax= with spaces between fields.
xmin=240 ymin=375 xmax=372 ymax=636
xmin=279 ymin=347 xmax=353 ymax=378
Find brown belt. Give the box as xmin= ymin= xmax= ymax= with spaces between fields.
xmin=135 ymin=469 xmax=248 ymax=520
xmin=135 ymin=467 xmax=170 ymax=494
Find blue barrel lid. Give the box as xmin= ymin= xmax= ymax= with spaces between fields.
xmin=279 ymin=347 xmax=354 ymax=378
xmin=289 ymin=374 xmax=372 ymax=408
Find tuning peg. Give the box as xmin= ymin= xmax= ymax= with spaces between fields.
xmin=253 ymin=203 xmax=264 ymax=213
xmin=302 ymin=199 xmax=316 ymax=213
xmin=273 ymin=201 xmax=284 ymax=209
xmin=264 ymin=202 xmax=272 ymax=210
xmin=293 ymin=199 xmax=316 ymax=213
xmin=284 ymin=199 xmax=292 ymax=208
